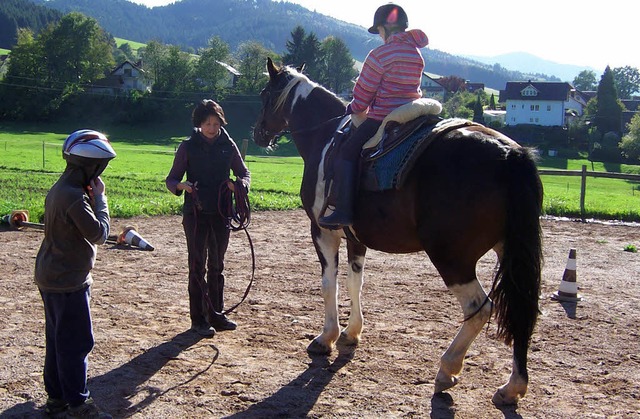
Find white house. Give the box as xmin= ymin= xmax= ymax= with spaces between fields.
xmin=90 ymin=60 xmax=152 ymax=95
xmin=501 ymin=81 xmax=587 ymax=127
xmin=421 ymin=72 xmax=447 ymax=99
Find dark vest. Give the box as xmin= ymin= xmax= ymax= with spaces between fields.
xmin=183 ymin=129 xmax=235 ymax=214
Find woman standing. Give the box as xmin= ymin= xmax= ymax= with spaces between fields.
xmin=166 ymin=100 xmax=250 ymax=337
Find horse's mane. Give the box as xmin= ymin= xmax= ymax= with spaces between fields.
xmin=274 ymin=66 xmax=344 ymax=113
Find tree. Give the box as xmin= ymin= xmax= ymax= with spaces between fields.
xmin=489 ymin=93 xmax=496 ymax=110
xmin=572 ymin=70 xmax=597 ymax=91
xmin=235 ymin=41 xmax=278 ymax=94
xmin=620 ymin=113 xmax=640 ymax=161
xmin=472 ymin=93 xmax=484 ymax=123
xmin=441 ymin=90 xmax=475 ymax=119
xmin=155 ymin=45 xmax=194 ymax=95
xmin=40 ymin=12 xmax=114 ymax=87
xmin=318 ymin=36 xmax=356 ymax=94
xmin=612 ymin=66 xmax=640 ymax=99
xmin=300 ymin=32 xmax=322 ymax=81
xmin=594 ymin=66 xmax=623 ymax=134
xmin=194 ymin=36 xmax=231 ymax=94
xmin=282 ymin=26 xmax=306 ymax=67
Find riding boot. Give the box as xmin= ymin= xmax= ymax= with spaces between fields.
xmin=318 ymin=160 xmax=356 ymax=230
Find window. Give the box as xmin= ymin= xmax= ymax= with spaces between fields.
xmin=124 ymin=68 xmax=132 ymax=77
xmin=547 ymin=105 xmax=552 ymax=111
xmin=530 ymin=104 xmax=540 ymax=111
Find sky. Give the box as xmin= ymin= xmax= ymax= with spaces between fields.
xmin=130 ymin=0 xmax=638 ymax=73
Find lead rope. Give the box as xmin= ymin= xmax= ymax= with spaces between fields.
xmin=217 ymin=179 xmax=254 ymax=315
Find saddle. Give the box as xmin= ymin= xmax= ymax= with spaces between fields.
xmin=324 ymin=99 xmax=478 ymax=196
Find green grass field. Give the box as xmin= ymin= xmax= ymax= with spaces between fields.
xmin=1 ymin=125 xmax=639 ymax=223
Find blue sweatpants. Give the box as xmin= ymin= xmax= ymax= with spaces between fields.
xmin=40 ymin=287 xmax=94 ymax=407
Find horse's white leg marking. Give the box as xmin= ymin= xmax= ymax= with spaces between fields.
xmin=308 ymin=229 xmax=342 ymax=354
xmin=493 ymin=359 xmax=528 ymax=405
xmin=435 ymin=280 xmax=492 ymax=393
xmin=341 ymin=252 xmax=365 ymax=345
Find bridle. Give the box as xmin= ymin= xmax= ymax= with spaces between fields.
xmin=257 ymin=75 xmax=346 ymax=146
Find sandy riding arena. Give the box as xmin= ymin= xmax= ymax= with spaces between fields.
xmin=1 ymin=210 xmax=639 ymax=418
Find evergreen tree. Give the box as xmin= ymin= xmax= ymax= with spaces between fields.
xmin=489 ymin=93 xmax=496 ymax=110
xmin=594 ymin=66 xmax=624 ymax=134
xmin=472 ymin=93 xmax=484 ymax=123
xmin=282 ymin=26 xmax=306 ymax=67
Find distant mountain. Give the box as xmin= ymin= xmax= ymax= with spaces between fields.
xmin=0 ymin=0 xmax=62 ymax=49
xmin=464 ymin=51 xmax=595 ymax=83
xmin=24 ymin=0 xmax=578 ymax=90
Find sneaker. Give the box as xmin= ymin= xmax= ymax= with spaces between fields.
xmin=44 ymin=397 xmax=68 ymax=418
xmin=190 ymin=323 xmax=216 ymax=337
xmin=66 ymin=398 xmax=111 ymax=419
xmin=210 ymin=315 xmax=237 ymax=331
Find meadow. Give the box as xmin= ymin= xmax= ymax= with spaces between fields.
xmin=1 ymin=123 xmax=640 ymax=223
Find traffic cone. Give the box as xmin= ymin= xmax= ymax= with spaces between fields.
xmin=117 ymin=226 xmax=155 ymax=251
xmin=552 ymin=248 xmax=582 ymax=302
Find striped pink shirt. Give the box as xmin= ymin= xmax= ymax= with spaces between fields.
xmin=349 ymin=29 xmax=429 ymax=121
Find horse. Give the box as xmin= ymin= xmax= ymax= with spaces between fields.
xmin=253 ymin=57 xmax=543 ymax=406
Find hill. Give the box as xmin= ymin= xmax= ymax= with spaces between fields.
xmin=465 ymin=51 xmax=597 ymax=82
xmin=0 ymin=0 xmax=62 ymax=49
xmin=21 ymin=0 xmax=573 ymax=89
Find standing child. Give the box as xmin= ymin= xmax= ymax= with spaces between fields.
xmin=166 ymin=99 xmax=251 ymax=337
xmin=319 ymin=3 xmax=429 ymax=230
xmin=35 ymin=129 xmax=116 ymax=419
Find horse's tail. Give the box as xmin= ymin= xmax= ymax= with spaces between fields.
xmin=492 ymin=146 xmax=543 ymax=347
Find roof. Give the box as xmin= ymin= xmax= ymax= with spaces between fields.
xmin=111 ymin=60 xmax=145 ymax=75
xmin=501 ymin=80 xmax=575 ymax=101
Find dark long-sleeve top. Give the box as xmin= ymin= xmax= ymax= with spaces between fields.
xmin=35 ymin=168 xmax=110 ymax=293
xmin=165 ymin=127 xmax=250 ymax=215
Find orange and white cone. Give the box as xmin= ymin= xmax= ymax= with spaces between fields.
xmin=117 ymin=226 xmax=155 ymax=251
xmin=552 ymin=248 xmax=582 ymax=302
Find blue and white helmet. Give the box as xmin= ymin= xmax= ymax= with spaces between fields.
xmin=63 ymin=129 xmax=116 ymax=179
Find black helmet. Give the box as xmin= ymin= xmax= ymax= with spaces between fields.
xmin=368 ymin=3 xmax=409 ymax=34
xmin=63 ymin=129 xmax=116 ymax=179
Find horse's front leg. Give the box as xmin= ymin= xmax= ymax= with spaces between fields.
xmin=307 ymin=226 xmax=342 ymax=355
xmin=339 ymin=238 xmax=367 ymax=346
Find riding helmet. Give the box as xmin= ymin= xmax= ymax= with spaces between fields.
xmin=63 ymin=129 xmax=116 ymax=179
xmin=368 ymin=3 xmax=409 ymax=34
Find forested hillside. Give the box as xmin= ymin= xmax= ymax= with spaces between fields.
xmin=0 ymin=0 xmax=62 ymax=49
xmin=15 ymin=0 xmax=561 ymax=89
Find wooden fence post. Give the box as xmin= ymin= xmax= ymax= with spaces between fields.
xmin=580 ymin=165 xmax=587 ymax=221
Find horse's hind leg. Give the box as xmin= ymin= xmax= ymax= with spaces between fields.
xmin=339 ymin=239 xmax=367 ymax=346
xmin=307 ymin=227 xmax=343 ymax=354
xmin=435 ymin=278 xmax=492 ymax=393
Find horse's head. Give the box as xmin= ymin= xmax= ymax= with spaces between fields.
xmin=253 ymin=57 xmax=305 ymax=148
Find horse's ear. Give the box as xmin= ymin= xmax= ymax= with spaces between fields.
xmin=297 ymin=62 xmax=306 ymax=73
xmin=267 ymin=57 xmax=279 ymax=79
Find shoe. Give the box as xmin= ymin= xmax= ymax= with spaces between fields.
xmin=210 ymin=315 xmax=237 ymax=331
xmin=318 ymin=160 xmax=356 ymax=230
xmin=190 ymin=323 xmax=216 ymax=337
xmin=44 ymin=397 xmax=68 ymax=418
xmin=66 ymin=397 xmax=111 ymax=419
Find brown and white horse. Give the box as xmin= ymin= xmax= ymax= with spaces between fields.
xmin=253 ymin=58 xmax=543 ymax=405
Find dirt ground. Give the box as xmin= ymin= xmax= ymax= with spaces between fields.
xmin=1 ymin=210 xmax=639 ymax=418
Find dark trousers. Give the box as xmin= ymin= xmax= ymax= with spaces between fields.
xmin=40 ymin=287 xmax=94 ymax=407
xmin=340 ymin=118 xmax=383 ymax=161
xmin=182 ymin=210 xmax=230 ymax=325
